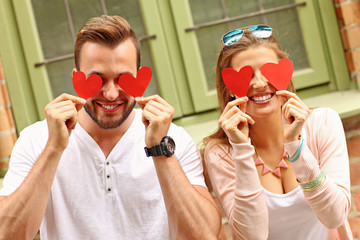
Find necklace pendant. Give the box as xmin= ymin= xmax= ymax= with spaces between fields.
xmin=273 ymin=168 xmax=281 ymax=178
xmin=262 ymin=166 xmax=271 ymax=175
xmin=279 ymin=159 xmax=288 ymax=169
xmin=255 ymin=157 xmax=263 ymax=166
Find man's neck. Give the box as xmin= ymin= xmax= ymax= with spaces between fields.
xmin=77 ymin=108 xmax=136 ymax=157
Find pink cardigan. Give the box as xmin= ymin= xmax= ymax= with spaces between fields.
xmin=204 ymin=108 xmax=352 ymax=239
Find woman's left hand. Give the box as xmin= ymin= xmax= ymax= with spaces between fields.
xmin=276 ymin=90 xmax=310 ymax=143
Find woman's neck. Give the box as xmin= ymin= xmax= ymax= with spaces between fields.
xmin=249 ymin=111 xmax=284 ymax=149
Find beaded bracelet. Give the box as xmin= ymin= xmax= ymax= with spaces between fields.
xmin=287 ymin=136 xmax=304 ymax=162
xmin=300 ymin=170 xmax=326 ymax=192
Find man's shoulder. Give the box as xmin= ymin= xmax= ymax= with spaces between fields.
xmin=19 ymin=119 xmax=48 ymax=137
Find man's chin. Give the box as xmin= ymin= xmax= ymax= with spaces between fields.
xmin=84 ymin=101 xmax=135 ymax=129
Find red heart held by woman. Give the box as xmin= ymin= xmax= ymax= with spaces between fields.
xmin=260 ymin=58 xmax=293 ymax=91
xmin=72 ymin=71 xmax=102 ymax=99
xmin=118 ymin=66 xmax=152 ymax=98
xmin=222 ymin=65 xmax=253 ymax=97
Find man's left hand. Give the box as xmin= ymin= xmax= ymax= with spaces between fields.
xmin=135 ymin=95 xmax=174 ymax=148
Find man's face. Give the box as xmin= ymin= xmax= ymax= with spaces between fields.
xmin=76 ymin=39 xmax=137 ymax=129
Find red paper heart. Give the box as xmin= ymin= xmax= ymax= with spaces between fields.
xmin=72 ymin=71 xmax=102 ymax=99
xmin=260 ymin=58 xmax=293 ymax=91
xmin=118 ymin=66 xmax=152 ymax=98
xmin=222 ymin=65 xmax=253 ymax=97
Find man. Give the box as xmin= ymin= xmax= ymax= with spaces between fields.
xmin=0 ymin=15 xmax=220 ymax=239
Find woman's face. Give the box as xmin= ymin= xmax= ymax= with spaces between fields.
xmin=230 ymin=46 xmax=283 ymax=119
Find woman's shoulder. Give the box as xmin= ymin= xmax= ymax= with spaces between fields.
xmin=307 ymin=107 xmax=341 ymax=126
xmin=204 ymin=140 xmax=230 ymax=156
xmin=304 ymin=107 xmax=343 ymax=140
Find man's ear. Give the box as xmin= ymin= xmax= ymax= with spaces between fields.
xmin=72 ymin=68 xmax=78 ymax=77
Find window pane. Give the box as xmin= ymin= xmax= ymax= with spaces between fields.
xmin=188 ymin=0 xmax=309 ymax=91
xmin=31 ymin=0 xmax=158 ymax=98
xmin=32 ymin=0 xmax=74 ymax=59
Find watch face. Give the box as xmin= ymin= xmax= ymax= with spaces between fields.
xmin=162 ymin=136 xmax=175 ymax=157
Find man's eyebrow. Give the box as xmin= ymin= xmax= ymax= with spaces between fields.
xmin=118 ymin=71 xmax=134 ymax=77
xmin=87 ymin=71 xmax=103 ymax=77
xmin=87 ymin=71 xmax=134 ymax=78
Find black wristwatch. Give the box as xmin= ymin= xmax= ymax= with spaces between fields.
xmin=144 ymin=136 xmax=176 ymax=157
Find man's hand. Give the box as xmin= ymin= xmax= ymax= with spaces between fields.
xmin=45 ymin=93 xmax=86 ymax=150
xmin=135 ymin=95 xmax=174 ymax=148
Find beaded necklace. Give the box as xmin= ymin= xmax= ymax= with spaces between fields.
xmin=254 ymin=148 xmax=288 ymax=178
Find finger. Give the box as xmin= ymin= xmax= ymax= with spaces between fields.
xmin=143 ymin=103 xmax=167 ymax=118
xmin=286 ymin=97 xmax=309 ymax=113
xmin=284 ymin=105 xmax=307 ymax=125
xmin=219 ymin=106 xmax=240 ymax=124
xmin=143 ymin=99 xmax=172 ymax=114
xmin=287 ymin=105 xmax=309 ymax=121
xmin=276 ymin=90 xmax=301 ymax=102
xmin=135 ymin=95 xmax=171 ymax=109
xmin=53 ymin=93 xmax=86 ymax=105
xmin=283 ymin=98 xmax=309 ymax=118
xmin=50 ymin=95 xmax=85 ymax=113
xmin=224 ymin=97 xmax=248 ymax=111
xmin=220 ymin=110 xmax=251 ymax=130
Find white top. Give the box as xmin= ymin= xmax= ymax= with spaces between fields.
xmin=265 ymin=186 xmax=328 ymax=240
xmin=0 ymin=109 xmax=206 ymax=240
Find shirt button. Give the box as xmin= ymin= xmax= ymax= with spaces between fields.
xmin=108 ymin=188 xmax=111 ymax=192
xmin=106 ymin=162 xmax=109 ymax=166
xmin=107 ymin=175 xmax=110 ymax=179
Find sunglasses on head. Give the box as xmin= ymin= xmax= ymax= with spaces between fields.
xmin=221 ymin=25 xmax=272 ymax=46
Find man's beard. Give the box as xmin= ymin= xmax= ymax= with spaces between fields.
xmin=84 ymin=99 xmax=136 ymax=129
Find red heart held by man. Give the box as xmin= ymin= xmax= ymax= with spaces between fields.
xmin=118 ymin=66 xmax=152 ymax=98
xmin=222 ymin=65 xmax=253 ymax=97
xmin=72 ymin=71 xmax=102 ymax=99
xmin=260 ymin=58 xmax=293 ymax=91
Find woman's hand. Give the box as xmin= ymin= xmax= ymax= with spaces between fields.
xmin=276 ymin=91 xmax=310 ymax=142
xmin=218 ymin=97 xmax=255 ymax=144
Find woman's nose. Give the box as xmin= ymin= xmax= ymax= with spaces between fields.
xmin=251 ymin=72 xmax=268 ymax=89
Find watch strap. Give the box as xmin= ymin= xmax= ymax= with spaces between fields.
xmin=144 ymin=144 xmax=164 ymax=157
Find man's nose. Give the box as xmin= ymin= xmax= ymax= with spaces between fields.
xmin=103 ymin=81 xmax=120 ymax=101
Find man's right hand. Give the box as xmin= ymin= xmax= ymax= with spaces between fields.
xmin=44 ymin=93 xmax=86 ymax=150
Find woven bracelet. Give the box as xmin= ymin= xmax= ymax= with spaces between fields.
xmin=287 ymin=136 xmax=304 ymax=163
xmin=300 ymin=170 xmax=326 ymax=192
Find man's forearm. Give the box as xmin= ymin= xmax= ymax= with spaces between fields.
xmin=0 ymin=144 xmax=63 ymax=240
xmin=153 ymin=156 xmax=221 ymax=240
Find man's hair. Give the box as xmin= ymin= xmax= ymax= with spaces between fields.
xmin=74 ymin=15 xmax=141 ymax=70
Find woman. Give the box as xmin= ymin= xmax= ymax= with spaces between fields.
xmin=203 ymin=25 xmax=352 ymax=239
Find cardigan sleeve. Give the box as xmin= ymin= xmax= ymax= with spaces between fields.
xmin=204 ymin=141 xmax=268 ymax=240
xmin=285 ymin=108 xmax=351 ymax=230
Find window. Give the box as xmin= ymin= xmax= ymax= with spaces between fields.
xmin=171 ymin=0 xmax=350 ymax=113
xmin=0 ymin=0 xmax=351 ymax=131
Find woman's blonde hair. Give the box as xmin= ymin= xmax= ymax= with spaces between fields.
xmin=203 ymin=31 xmax=295 ymax=148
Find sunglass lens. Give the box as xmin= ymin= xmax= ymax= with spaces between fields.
xmin=222 ymin=29 xmax=244 ymax=46
xmin=249 ymin=25 xmax=272 ymax=38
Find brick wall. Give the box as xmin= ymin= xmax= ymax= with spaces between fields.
xmin=0 ymin=58 xmax=17 ymax=178
xmin=335 ymin=0 xmax=360 ymax=86
xmin=335 ymin=0 xmax=360 ymax=237
xmin=345 ymin=115 xmax=360 ymax=239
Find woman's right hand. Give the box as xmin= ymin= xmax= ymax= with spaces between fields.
xmin=218 ymin=97 xmax=255 ymax=144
